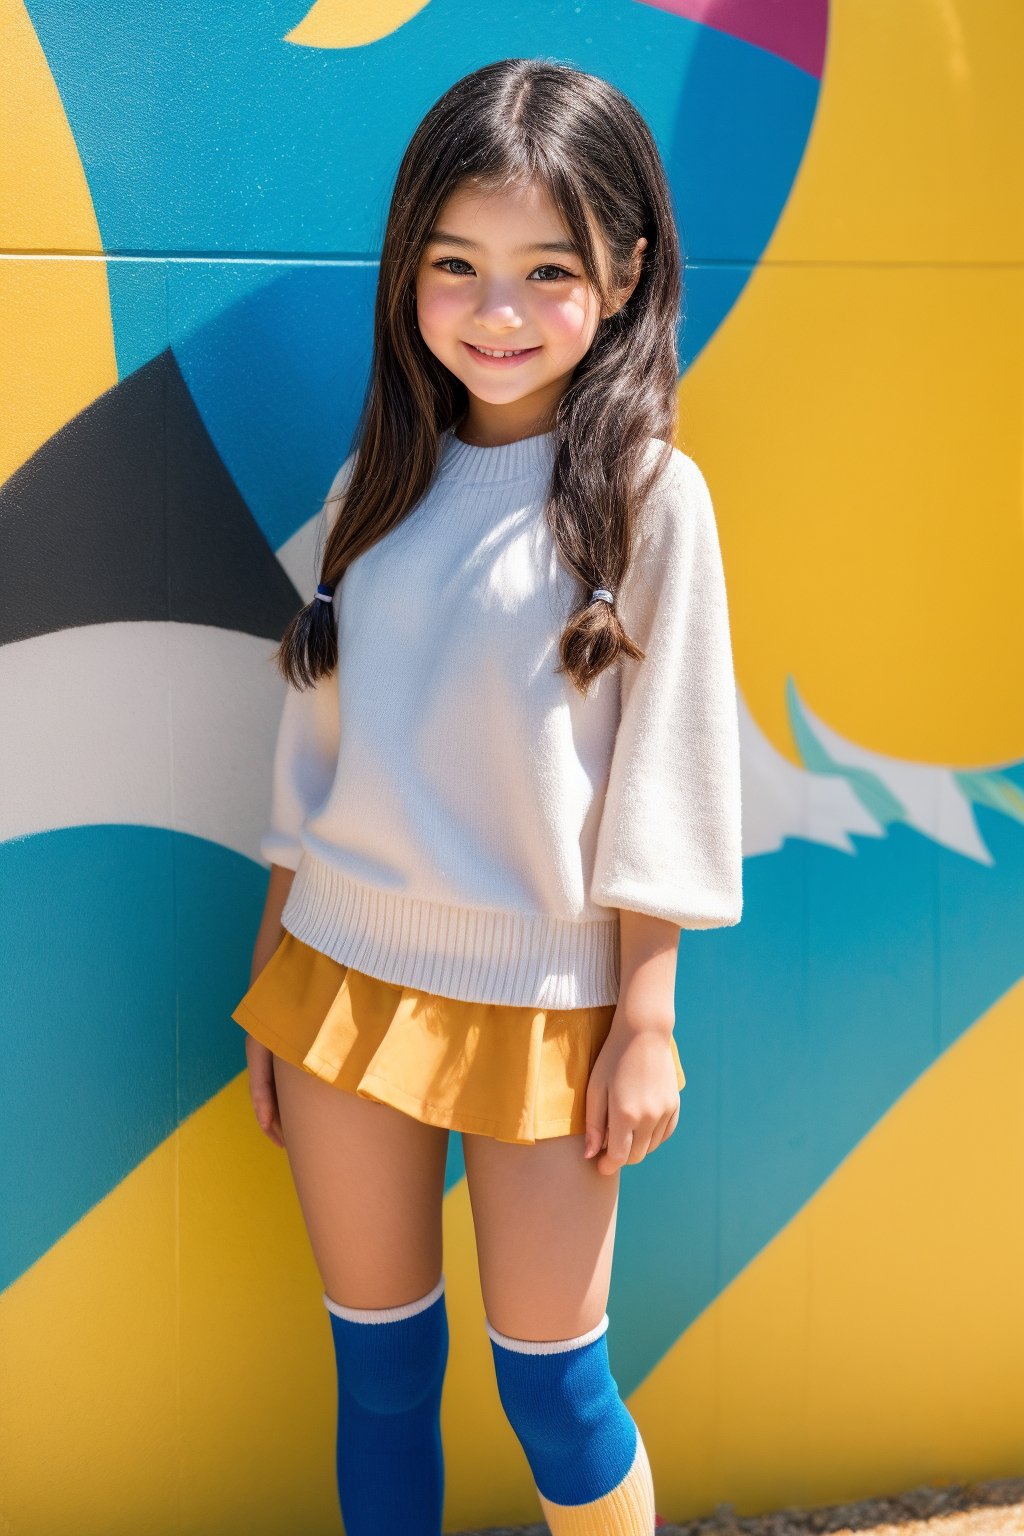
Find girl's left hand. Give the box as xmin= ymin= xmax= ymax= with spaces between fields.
xmin=584 ymin=1022 xmax=681 ymax=1173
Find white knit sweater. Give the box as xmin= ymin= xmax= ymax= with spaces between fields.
xmin=261 ymin=428 xmax=743 ymax=1008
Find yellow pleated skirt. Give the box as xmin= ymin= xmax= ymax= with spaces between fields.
xmin=231 ymin=930 xmax=686 ymax=1145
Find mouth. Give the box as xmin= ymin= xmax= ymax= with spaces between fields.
xmin=462 ymin=341 xmax=541 ymax=368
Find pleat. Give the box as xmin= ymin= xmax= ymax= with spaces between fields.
xmin=231 ymin=931 xmax=685 ymax=1146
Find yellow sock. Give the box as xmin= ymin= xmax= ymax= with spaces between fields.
xmin=536 ymin=1425 xmax=655 ymax=1534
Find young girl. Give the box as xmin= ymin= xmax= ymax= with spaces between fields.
xmin=231 ymin=56 xmax=742 ymax=1536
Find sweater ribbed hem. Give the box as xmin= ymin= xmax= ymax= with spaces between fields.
xmin=280 ymin=851 xmax=621 ymax=1008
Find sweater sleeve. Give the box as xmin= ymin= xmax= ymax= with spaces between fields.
xmin=257 ymin=452 xmax=356 ymax=871
xmin=590 ymin=449 xmax=743 ymax=928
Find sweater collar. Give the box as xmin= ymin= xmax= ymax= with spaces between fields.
xmin=436 ymin=427 xmax=556 ymax=485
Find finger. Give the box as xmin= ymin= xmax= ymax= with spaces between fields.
xmin=654 ymin=1095 xmax=683 ymax=1152
xmin=598 ymin=1115 xmax=634 ymax=1172
xmin=252 ymin=1092 xmax=281 ymax=1146
xmin=584 ymin=1082 xmax=609 ymax=1160
xmin=627 ymin=1122 xmax=658 ymax=1163
xmin=270 ymin=1096 xmax=286 ymax=1149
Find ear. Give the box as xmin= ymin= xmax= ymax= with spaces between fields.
xmin=604 ymin=236 xmax=649 ymax=319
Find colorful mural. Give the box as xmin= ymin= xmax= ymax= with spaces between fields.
xmin=1 ymin=0 xmax=1022 ymax=1530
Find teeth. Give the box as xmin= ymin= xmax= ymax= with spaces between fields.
xmin=472 ymin=344 xmax=528 ymax=357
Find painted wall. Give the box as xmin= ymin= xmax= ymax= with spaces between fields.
xmin=1 ymin=0 xmax=1022 ymax=1530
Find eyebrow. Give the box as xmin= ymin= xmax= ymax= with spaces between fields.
xmin=425 ymin=230 xmax=580 ymax=257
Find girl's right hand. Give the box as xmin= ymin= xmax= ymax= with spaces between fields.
xmin=245 ymin=1033 xmax=286 ymax=1149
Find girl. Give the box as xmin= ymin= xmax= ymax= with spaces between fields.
xmin=231 ymin=56 xmax=742 ymax=1536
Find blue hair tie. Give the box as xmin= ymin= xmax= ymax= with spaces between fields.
xmin=314 ymin=582 xmax=336 ymax=604
xmin=590 ymin=587 xmax=615 ymax=604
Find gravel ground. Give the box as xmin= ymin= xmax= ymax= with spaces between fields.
xmin=448 ymin=1474 xmax=1024 ymax=1536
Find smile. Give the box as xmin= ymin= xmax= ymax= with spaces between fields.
xmin=462 ymin=341 xmax=541 ymax=367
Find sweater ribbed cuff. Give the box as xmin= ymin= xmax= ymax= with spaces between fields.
xmin=281 ymin=851 xmax=621 ymax=1009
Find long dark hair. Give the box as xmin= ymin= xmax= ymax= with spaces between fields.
xmin=274 ymin=57 xmax=682 ymax=695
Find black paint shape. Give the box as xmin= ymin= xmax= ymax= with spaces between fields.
xmin=0 ymin=348 xmax=304 ymax=647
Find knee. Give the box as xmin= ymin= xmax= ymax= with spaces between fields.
xmin=325 ymin=1275 xmax=449 ymax=1416
xmin=487 ymin=1312 xmax=635 ymax=1466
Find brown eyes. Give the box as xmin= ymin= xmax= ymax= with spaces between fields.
xmin=430 ymin=257 xmax=578 ymax=282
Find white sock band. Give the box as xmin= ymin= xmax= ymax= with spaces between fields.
xmin=485 ymin=1311 xmax=610 ymax=1354
xmin=323 ymin=1273 xmax=445 ymax=1323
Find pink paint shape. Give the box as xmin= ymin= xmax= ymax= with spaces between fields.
xmin=637 ymin=0 xmax=829 ymax=80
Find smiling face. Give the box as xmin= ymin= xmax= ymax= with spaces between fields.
xmin=415 ymin=178 xmax=641 ymax=445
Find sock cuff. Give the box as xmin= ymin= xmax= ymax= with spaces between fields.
xmin=323 ymin=1272 xmax=445 ymax=1323
xmin=485 ymin=1311 xmax=609 ymax=1354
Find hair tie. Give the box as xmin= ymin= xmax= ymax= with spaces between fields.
xmin=590 ymin=587 xmax=615 ymax=605
xmin=314 ymin=582 xmax=336 ymax=604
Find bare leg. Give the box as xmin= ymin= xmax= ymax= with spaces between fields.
xmin=464 ymin=1130 xmax=655 ymax=1533
xmin=272 ymin=1055 xmax=449 ymax=1305
xmin=462 ymin=1128 xmax=618 ymax=1338
xmin=272 ymin=1057 xmax=451 ymax=1536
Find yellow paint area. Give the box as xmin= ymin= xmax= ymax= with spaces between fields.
xmin=0 ymin=0 xmax=117 ymax=482
xmin=633 ymin=978 xmax=1024 ymax=1520
xmin=0 ymin=1074 xmax=541 ymax=1532
xmin=678 ymin=0 xmax=1024 ymax=768
xmin=776 ymin=0 xmax=1024 ymax=263
xmin=285 ymin=0 xmax=430 ymax=49
xmin=0 ymin=1127 xmax=180 ymax=1529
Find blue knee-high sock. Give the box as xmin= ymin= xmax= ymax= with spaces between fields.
xmin=488 ymin=1312 xmax=656 ymax=1534
xmin=324 ymin=1274 xmax=448 ymax=1536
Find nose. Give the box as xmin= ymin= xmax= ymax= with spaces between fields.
xmin=474 ymin=286 xmax=525 ymax=332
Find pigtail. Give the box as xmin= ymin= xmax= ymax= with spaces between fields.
xmin=557 ymin=583 xmax=645 ymax=690
xmin=272 ymin=579 xmax=339 ymax=691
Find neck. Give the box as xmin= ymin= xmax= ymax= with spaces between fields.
xmin=454 ymin=409 xmax=556 ymax=448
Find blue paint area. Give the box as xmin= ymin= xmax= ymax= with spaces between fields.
xmin=669 ymin=27 xmax=821 ymax=364
xmin=447 ymin=1133 xmax=467 ymax=1187
xmin=170 ymin=264 xmax=377 ymax=551
xmin=105 ymin=260 xmax=168 ymax=381
xmin=670 ymin=22 xmax=819 ymax=263
xmin=0 ymin=827 xmax=270 ymax=1291
xmin=0 ymin=825 xmax=468 ymax=1293
xmin=1 ymin=827 xmax=180 ymax=1292
xmin=24 ymin=0 xmax=768 ymax=255
xmin=105 ymin=258 xmax=376 ymax=551
xmin=679 ymin=262 xmax=753 ymax=371
xmin=609 ymin=800 xmax=1024 ymax=1397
